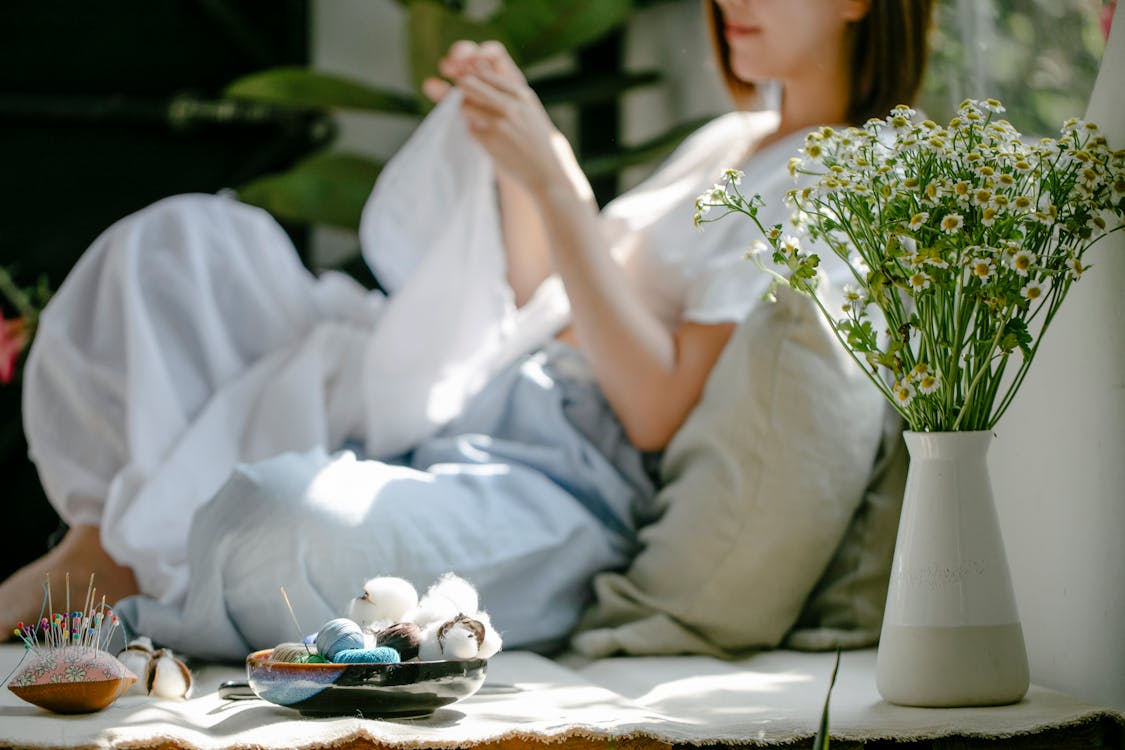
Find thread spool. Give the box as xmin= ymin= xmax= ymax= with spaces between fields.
xmin=331 ymin=647 xmax=401 ymax=664
xmin=271 ymin=643 xmax=326 ymax=663
xmin=314 ymin=618 xmax=365 ymax=661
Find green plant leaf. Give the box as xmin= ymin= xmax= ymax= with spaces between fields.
xmin=408 ymin=1 xmax=504 ymax=94
xmin=580 ymin=116 xmax=713 ymax=178
xmin=225 ymin=67 xmax=423 ymax=115
xmin=237 ymin=152 xmax=384 ymax=231
xmin=531 ymin=69 xmax=660 ymax=107
xmin=811 ymin=649 xmax=841 ymax=750
xmin=493 ymin=0 xmax=632 ymax=65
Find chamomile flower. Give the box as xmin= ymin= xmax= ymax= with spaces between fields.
xmin=940 ymin=213 xmax=964 ymax=234
xmin=917 ymin=373 xmax=941 ymax=395
xmin=1066 ymin=254 xmax=1086 ymax=280
xmin=893 ymin=381 xmax=916 ymax=408
xmin=909 ymin=362 xmax=929 ymax=381
xmin=842 ymin=284 xmax=866 ymax=315
xmin=1020 ymin=279 xmax=1045 ymax=301
xmin=969 ymin=257 xmax=994 ymax=281
xmin=981 ymin=98 xmax=1006 ymax=113
xmin=1008 ymin=249 xmax=1035 ymax=276
xmin=908 ymin=212 xmax=929 ymax=230
xmin=908 ymin=270 xmax=932 ymax=291
xmin=981 ymin=207 xmax=999 ymax=227
xmin=781 ymin=235 xmax=801 ymax=256
xmin=974 ymin=188 xmax=993 ymax=207
xmin=723 ymin=168 xmax=744 ymax=185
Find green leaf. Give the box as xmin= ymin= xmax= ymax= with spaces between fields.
xmin=999 ymin=317 xmax=1033 ymax=356
xmin=493 ymin=0 xmax=632 ymax=65
xmin=408 ymin=1 xmax=504 ymax=94
xmin=811 ymin=649 xmax=842 ymax=750
xmin=237 ymin=152 xmax=384 ymax=231
xmin=531 ymin=69 xmax=660 ymax=108
xmin=580 ymin=116 xmax=714 ymax=178
xmin=225 ymin=67 xmax=423 ymax=115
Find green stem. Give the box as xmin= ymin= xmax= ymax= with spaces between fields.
xmin=951 ymin=309 xmax=1011 ymax=431
xmin=0 ymin=267 xmax=38 ymax=321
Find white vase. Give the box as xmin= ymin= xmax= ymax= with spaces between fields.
xmin=875 ymin=430 xmax=1029 ymax=707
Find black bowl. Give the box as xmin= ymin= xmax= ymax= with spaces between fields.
xmin=245 ymin=649 xmax=488 ymax=718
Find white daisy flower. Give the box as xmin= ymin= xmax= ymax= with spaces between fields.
xmin=747 ymin=240 xmax=768 ymax=258
xmin=723 ymin=168 xmax=744 ymax=185
xmin=1020 ymin=279 xmax=1045 ymax=301
xmin=781 ymin=235 xmax=801 ymax=256
xmin=908 ymin=270 xmax=932 ymax=291
xmin=969 ymin=257 xmax=994 ymax=282
xmin=1008 ymin=249 xmax=1035 ymax=277
xmin=908 ymin=212 xmax=929 ymax=230
xmin=893 ymin=381 xmax=916 ymax=408
xmin=918 ymin=373 xmax=941 ymax=395
xmin=1067 ymin=254 xmax=1086 ymax=280
xmin=940 ymin=213 xmax=964 ymax=234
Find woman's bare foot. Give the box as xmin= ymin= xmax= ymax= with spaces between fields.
xmin=0 ymin=525 xmax=139 ymax=637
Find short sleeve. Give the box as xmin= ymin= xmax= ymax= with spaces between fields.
xmin=682 ymin=240 xmax=773 ymax=324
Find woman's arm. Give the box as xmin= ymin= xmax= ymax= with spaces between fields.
xmin=441 ymin=42 xmax=734 ymax=451
xmin=426 ymin=45 xmax=597 ymax=308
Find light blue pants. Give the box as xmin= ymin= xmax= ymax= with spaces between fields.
xmin=116 ymin=343 xmax=659 ymax=661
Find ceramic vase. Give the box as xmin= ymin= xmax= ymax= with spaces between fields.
xmin=876 ymin=430 xmax=1029 ymax=707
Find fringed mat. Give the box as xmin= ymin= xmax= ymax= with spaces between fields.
xmin=1 ymin=645 xmax=1120 ymax=749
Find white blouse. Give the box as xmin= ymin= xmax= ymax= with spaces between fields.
xmin=602 ymin=110 xmax=831 ymax=331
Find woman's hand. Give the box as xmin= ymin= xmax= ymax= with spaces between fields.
xmin=425 ymin=41 xmax=568 ymax=194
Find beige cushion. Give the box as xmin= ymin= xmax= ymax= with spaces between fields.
xmin=572 ymin=286 xmax=886 ymax=658
xmin=783 ymin=412 xmax=907 ymax=651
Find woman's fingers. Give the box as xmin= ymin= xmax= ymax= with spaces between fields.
xmin=422 ymin=77 xmax=452 ymax=103
xmin=477 ymin=40 xmax=525 ymax=81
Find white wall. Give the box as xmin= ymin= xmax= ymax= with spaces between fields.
xmin=989 ymin=5 xmax=1125 ymax=712
xmin=312 ymin=0 xmax=1125 ymax=710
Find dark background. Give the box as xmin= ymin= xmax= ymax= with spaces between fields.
xmin=0 ymin=0 xmax=317 ymax=580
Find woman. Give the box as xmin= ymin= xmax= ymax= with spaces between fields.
xmin=0 ymin=0 xmax=932 ymax=658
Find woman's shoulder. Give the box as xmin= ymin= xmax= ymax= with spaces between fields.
xmin=669 ymin=110 xmax=781 ymax=168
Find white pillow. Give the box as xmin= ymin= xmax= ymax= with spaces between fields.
xmin=573 ymin=286 xmax=885 ymax=657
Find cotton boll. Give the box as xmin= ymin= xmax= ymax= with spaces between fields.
xmin=146 ymin=649 xmax=193 ymax=700
xmin=417 ymin=621 xmax=445 ymax=661
xmin=117 ymin=638 xmax=154 ymax=696
xmin=346 ymin=576 xmax=419 ymax=631
xmin=473 ymin=611 xmax=503 ymax=659
xmin=411 ymin=573 xmax=478 ymax=628
xmin=418 ymin=614 xmax=486 ymax=660
xmin=441 ymin=617 xmax=484 ymax=659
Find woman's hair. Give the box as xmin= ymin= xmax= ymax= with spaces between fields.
xmin=704 ymin=0 xmax=935 ymax=124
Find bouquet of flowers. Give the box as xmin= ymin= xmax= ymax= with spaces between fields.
xmin=695 ymin=98 xmax=1125 ymax=432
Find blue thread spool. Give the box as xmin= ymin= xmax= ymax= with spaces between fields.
xmin=314 ymin=618 xmax=365 ymax=661
xmin=331 ymin=647 xmax=401 ymax=664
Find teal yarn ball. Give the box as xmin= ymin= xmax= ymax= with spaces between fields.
xmin=331 ymin=647 xmax=401 ymax=664
xmin=315 ymin=618 xmax=365 ymax=661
